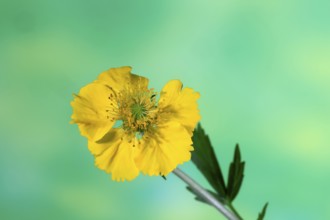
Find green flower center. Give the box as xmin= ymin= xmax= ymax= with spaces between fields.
xmin=114 ymin=87 xmax=158 ymax=134
xmin=131 ymin=103 xmax=146 ymax=120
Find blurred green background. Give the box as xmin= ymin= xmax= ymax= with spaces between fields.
xmin=1 ymin=0 xmax=330 ymax=219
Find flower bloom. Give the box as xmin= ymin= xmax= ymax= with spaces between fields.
xmin=71 ymin=67 xmax=200 ymax=181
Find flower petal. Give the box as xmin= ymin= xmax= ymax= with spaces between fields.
xmin=88 ymin=129 xmax=140 ymax=181
xmin=71 ymin=82 xmax=116 ymax=141
xmin=158 ymin=80 xmax=201 ymax=134
xmin=136 ymin=121 xmax=193 ymax=176
xmin=97 ymin=66 xmax=149 ymax=93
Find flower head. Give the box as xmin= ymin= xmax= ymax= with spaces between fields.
xmin=71 ymin=67 xmax=200 ymax=181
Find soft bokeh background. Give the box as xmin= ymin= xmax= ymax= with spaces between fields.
xmin=1 ymin=0 xmax=329 ymax=219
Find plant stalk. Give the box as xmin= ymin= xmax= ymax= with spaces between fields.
xmin=173 ymin=168 xmax=240 ymax=220
xmin=227 ymin=201 xmax=243 ymax=220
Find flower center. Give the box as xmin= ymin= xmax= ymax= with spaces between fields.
xmin=131 ymin=103 xmax=146 ymax=120
xmin=115 ymin=87 xmax=158 ymax=134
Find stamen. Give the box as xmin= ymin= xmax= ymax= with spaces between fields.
xmin=113 ymin=84 xmax=158 ymax=137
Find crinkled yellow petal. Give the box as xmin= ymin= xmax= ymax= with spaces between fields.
xmin=97 ymin=66 xmax=149 ymax=93
xmin=158 ymin=80 xmax=201 ymax=134
xmin=136 ymin=121 xmax=193 ymax=176
xmin=71 ymin=82 xmax=116 ymax=141
xmin=88 ymin=129 xmax=140 ymax=181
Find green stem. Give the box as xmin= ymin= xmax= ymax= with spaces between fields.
xmin=226 ymin=202 xmax=243 ymax=220
xmin=173 ymin=168 xmax=240 ymax=220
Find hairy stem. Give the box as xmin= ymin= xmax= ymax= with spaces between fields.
xmin=173 ymin=168 xmax=240 ymax=220
xmin=226 ymin=202 xmax=243 ymax=220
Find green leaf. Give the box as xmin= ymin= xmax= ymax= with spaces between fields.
xmin=226 ymin=144 xmax=245 ymax=201
xmin=191 ymin=123 xmax=227 ymax=197
xmin=257 ymin=203 xmax=269 ymax=220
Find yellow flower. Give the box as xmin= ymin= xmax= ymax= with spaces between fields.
xmin=71 ymin=66 xmax=200 ymax=181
